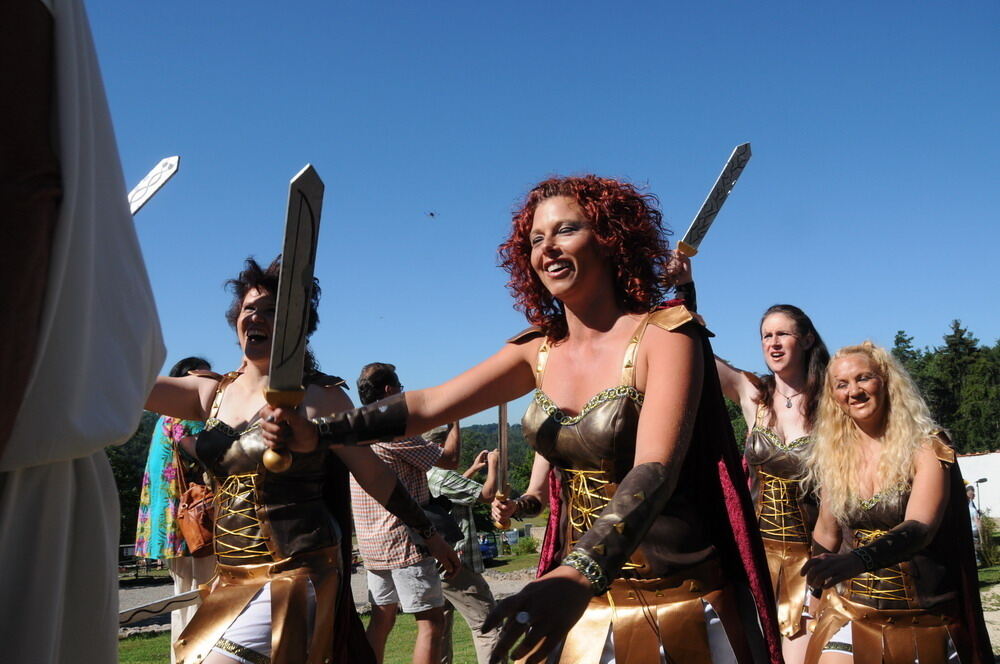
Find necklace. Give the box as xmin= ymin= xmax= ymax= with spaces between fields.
xmin=776 ymin=388 xmax=802 ymax=409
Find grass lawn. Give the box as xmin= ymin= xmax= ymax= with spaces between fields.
xmin=120 ymin=612 xmax=481 ymax=664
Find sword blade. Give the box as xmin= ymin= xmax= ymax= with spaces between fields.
xmin=128 ymin=156 xmax=180 ymax=215
xmin=119 ymin=589 xmax=201 ymax=626
xmin=677 ymin=143 xmax=751 ymax=257
xmin=497 ymin=402 xmax=509 ymax=494
xmin=266 ymin=164 xmax=325 ymax=404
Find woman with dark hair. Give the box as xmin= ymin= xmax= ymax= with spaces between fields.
xmin=802 ymin=342 xmax=991 ymax=662
xmin=680 ymin=268 xmax=829 ymax=661
xmin=144 ymin=257 xmax=459 ymax=664
xmin=263 ymin=176 xmax=782 ymax=663
xmin=135 ymin=355 xmax=214 ymax=655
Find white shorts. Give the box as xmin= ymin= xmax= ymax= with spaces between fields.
xmin=367 ymin=558 xmax=445 ymax=613
xmin=211 ymin=581 xmax=316 ymax=664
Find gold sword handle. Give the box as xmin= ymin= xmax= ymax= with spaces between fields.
xmin=493 ymin=490 xmax=511 ymax=530
xmin=261 ymin=387 xmax=305 ymax=473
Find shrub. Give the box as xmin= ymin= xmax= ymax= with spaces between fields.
xmin=512 ymin=535 xmax=538 ymax=556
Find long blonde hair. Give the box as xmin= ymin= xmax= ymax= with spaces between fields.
xmin=805 ymin=341 xmax=940 ymax=524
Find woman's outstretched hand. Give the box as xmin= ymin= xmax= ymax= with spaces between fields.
xmin=491 ymin=495 xmax=518 ymax=525
xmin=666 ymin=250 xmax=692 ymax=285
xmin=801 ymin=551 xmax=865 ymax=590
xmin=482 ymin=565 xmax=592 ymax=664
xmin=259 ymin=405 xmax=319 ymax=453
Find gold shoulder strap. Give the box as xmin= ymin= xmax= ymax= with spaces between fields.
xmin=535 ymin=340 xmax=551 ymax=388
xmin=208 ymin=371 xmax=241 ymax=420
xmin=621 ymin=314 xmax=655 ymax=388
xmin=753 ymin=400 xmax=769 ymax=428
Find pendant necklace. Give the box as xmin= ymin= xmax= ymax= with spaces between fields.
xmin=777 ymin=389 xmax=802 ymax=408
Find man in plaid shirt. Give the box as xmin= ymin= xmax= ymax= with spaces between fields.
xmin=350 ymin=363 xmax=459 ymax=664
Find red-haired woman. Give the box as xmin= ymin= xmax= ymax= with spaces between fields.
xmin=265 ymin=175 xmax=782 ymax=663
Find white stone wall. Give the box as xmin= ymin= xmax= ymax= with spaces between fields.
xmin=957 ymin=452 xmax=1000 ymax=517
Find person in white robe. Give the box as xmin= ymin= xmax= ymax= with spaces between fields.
xmin=0 ymin=0 xmax=165 ymax=661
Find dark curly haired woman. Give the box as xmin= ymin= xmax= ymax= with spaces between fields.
xmin=261 ymin=176 xmax=783 ymax=663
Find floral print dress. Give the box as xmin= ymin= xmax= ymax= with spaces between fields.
xmin=134 ymin=416 xmax=206 ymax=559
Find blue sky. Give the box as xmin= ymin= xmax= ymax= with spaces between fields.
xmin=88 ymin=1 xmax=999 ymax=424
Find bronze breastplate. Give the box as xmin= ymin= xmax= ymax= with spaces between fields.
xmin=523 ymin=388 xmax=714 ymax=578
xmin=745 ymin=426 xmax=815 ymax=543
xmin=842 ymin=490 xmax=954 ymax=611
xmin=197 ymin=422 xmax=341 ymax=565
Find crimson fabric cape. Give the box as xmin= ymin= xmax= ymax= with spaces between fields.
xmin=934 ymin=436 xmax=993 ymax=662
xmin=535 ymin=301 xmax=783 ymax=664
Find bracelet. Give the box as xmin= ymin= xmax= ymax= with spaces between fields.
xmin=852 ymin=547 xmax=876 ymax=572
xmin=561 ymin=550 xmax=609 ymax=595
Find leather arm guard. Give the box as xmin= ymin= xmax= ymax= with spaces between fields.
xmin=674 ymin=281 xmax=697 ymax=313
xmin=311 ymin=392 xmax=409 ymax=446
xmin=562 ymin=462 xmax=673 ymax=595
xmin=851 ymin=519 xmax=931 ymax=572
xmin=513 ymin=494 xmax=543 ymax=519
xmin=384 ymin=478 xmax=437 ymax=542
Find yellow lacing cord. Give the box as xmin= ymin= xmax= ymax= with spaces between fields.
xmin=565 ymin=468 xmax=639 ymax=571
xmin=757 ymin=471 xmax=807 ymax=540
xmin=214 ymin=472 xmax=271 ymax=559
xmin=848 ymin=529 xmax=911 ymax=602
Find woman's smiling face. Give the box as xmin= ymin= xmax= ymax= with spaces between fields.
xmin=528 ymin=196 xmax=610 ymax=302
xmin=830 ymin=353 xmax=887 ymax=427
xmin=237 ymin=288 xmax=276 ymax=362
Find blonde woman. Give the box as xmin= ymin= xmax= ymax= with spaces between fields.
xmin=801 ymin=342 xmax=991 ymax=663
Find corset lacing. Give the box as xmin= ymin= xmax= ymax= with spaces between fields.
xmin=214 ymin=472 xmax=271 ymax=559
xmin=757 ymin=471 xmax=807 ymax=541
xmin=565 ymin=468 xmax=640 ymax=571
xmin=848 ymin=528 xmax=911 ymax=602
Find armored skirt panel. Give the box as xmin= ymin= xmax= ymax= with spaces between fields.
xmin=743 ymin=411 xmax=818 ymax=638
xmin=806 ymin=437 xmax=982 ymax=664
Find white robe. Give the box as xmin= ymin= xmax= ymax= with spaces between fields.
xmin=0 ymin=0 xmax=165 ymax=661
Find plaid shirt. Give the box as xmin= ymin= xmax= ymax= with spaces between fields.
xmin=426 ymin=467 xmax=485 ymax=573
xmin=350 ymin=437 xmax=441 ymax=570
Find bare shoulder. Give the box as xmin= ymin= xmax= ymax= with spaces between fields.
xmin=303 ymin=383 xmax=354 ymax=418
xmin=641 ymin=321 xmax=702 ymax=357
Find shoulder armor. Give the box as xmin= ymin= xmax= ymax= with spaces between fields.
xmin=187 ymin=369 xmax=224 ymax=381
xmin=507 ymin=326 xmax=545 ymax=344
xmin=307 ymin=372 xmax=348 ymax=389
xmin=929 ymin=430 xmax=956 ymax=465
xmin=648 ymin=304 xmax=714 ymax=337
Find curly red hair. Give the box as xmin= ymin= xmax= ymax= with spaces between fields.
xmin=498 ymin=175 xmax=671 ymax=340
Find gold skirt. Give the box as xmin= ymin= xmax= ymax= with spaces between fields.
xmin=806 ymin=591 xmax=959 ymax=664
xmin=174 ymin=546 xmax=342 ymax=664
xmin=547 ymin=558 xmax=749 ymax=664
xmin=761 ymin=538 xmax=810 ymax=638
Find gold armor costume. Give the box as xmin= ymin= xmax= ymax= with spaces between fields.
xmin=806 ymin=437 xmax=970 ymax=664
xmin=744 ymin=402 xmax=817 ymax=638
xmin=174 ymin=372 xmax=349 ymax=664
xmin=519 ymin=307 xmax=760 ymax=664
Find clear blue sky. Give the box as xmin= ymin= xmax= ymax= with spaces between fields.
xmin=88 ymin=1 xmax=999 ymax=424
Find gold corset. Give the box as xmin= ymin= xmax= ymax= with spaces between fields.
xmin=757 ymin=471 xmax=807 ymax=542
xmin=214 ymin=471 xmax=271 ymax=561
xmin=565 ymin=468 xmax=640 ymax=571
xmin=847 ymin=528 xmax=911 ymax=602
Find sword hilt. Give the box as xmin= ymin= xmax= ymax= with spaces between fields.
xmin=493 ymin=491 xmax=511 ymax=530
xmin=262 ymin=387 xmax=305 ymax=473
xmin=676 ymin=240 xmax=698 ymax=258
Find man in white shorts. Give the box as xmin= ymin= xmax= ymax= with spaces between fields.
xmin=350 ymin=362 xmax=459 ymax=664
